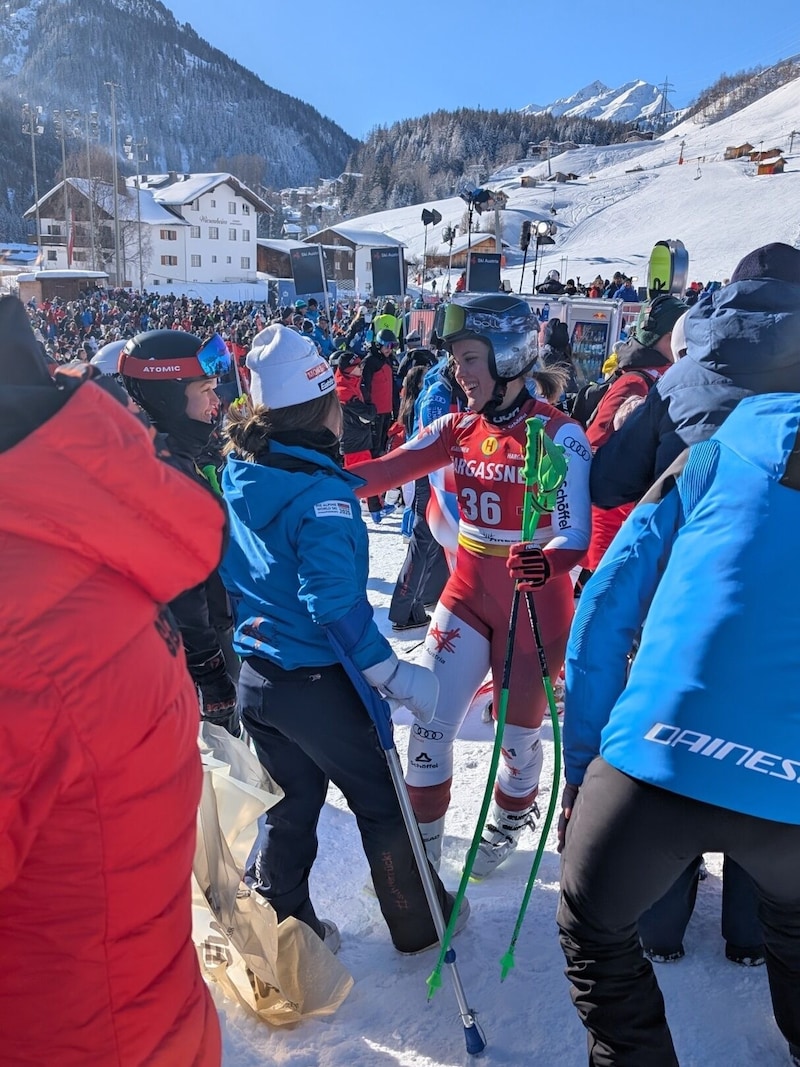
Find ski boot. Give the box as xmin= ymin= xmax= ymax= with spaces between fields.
xmin=417 ymin=816 xmax=445 ymax=872
xmin=470 ymin=800 xmax=539 ymax=879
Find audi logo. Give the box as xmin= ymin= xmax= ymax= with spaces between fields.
xmin=413 ymin=724 xmax=444 ymax=740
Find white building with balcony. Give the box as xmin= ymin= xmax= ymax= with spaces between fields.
xmin=136 ymin=172 xmax=270 ymax=289
xmin=24 ymin=172 xmax=271 ymax=291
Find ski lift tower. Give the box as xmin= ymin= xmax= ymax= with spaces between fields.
xmin=655 ymin=78 xmax=675 ymax=133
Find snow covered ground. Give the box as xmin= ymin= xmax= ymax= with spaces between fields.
xmin=216 ymin=510 xmax=788 ymax=1067
xmin=342 ymin=74 xmax=800 ymax=295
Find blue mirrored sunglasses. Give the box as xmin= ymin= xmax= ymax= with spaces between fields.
xmin=197 ymin=333 xmax=232 ymax=376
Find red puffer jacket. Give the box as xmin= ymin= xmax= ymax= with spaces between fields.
xmin=0 ymin=379 xmax=224 ymax=1066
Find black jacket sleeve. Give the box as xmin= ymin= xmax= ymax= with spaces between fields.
xmin=590 ymin=388 xmax=663 ymax=507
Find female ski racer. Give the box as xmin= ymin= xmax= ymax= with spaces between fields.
xmin=353 ymin=294 xmax=591 ymax=877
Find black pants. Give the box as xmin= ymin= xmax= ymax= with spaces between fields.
xmin=367 ymin=413 xmax=393 ymax=514
xmin=639 ymin=853 xmax=763 ymax=957
xmin=238 ymin=657 xmax=456 ymax=953
xmin=389 ymin=478 xmax=449 ymax=626
xmin=558 ymin=757 xmax=800 ymax=1067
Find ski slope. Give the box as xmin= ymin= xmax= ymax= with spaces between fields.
xmin=341 ymin=74 xmax=800 ymax=293
xmin=216 ymin=510 xmax=788 ymax=1067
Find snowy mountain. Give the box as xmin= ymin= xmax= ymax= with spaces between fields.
xmin=342 ymin=70 xmax=800 ymax=289
xmin=0 ymin=0 xmax=356 ymax=189
xmin=522 ymin=78 xmax=677 ymax=126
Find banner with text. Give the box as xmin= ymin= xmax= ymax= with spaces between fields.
xmin=466 ymin=251 xmax=501 ymax=293
xmin=290 ymin=245 xmax=327 ymax=297
xmin=370 ymin=247 xmax=405 ymax=298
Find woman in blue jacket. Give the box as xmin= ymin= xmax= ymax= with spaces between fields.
xmin=219 ymin=324 xmax=463 ymax=955
xmin=558 ymin=393 xmax=800 ymax=1066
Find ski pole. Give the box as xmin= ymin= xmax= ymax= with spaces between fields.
xmin=426 ymin=418 xmax=561 ymax=996
xmin=324 ymin=624 xmax=486 ymax=1057
xmin=499 ymin=588 xmax=563 ymax=980
xmin=498 ymin=420 xmax=568 ymax=980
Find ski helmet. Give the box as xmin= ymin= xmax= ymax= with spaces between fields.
xmin=118 ymin=329 xmax=231 ymax=439
xmin=440 ymin=293 xmax=538 ymax=382
xmin=375 ymin=328 xmax=398 ymax=349
xmin=90 ymin=338 xmax=127 ymax=377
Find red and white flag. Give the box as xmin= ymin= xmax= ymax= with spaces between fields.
xmin=67 ymin=208 xmax=75 ymax=267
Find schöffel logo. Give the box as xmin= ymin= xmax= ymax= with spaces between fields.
xmin=644 ymin=722 xmax=800 ymax=782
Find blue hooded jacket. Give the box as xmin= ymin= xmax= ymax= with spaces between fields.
xmin=220 ymin=440 xmax=392 ymax=671
xmin=413 ymin=357 xmax=454 ymax=435
xmin=566 ymin=393 xmax=800 ymax=824
xmin=591 ymin=278 xmax=800 ymax=507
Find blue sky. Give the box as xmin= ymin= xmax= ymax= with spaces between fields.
xmin=164 ymin=0 xmax=800 ymax=138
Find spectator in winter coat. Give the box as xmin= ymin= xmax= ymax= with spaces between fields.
xmin=603 ymin=271 xmax=624 ymax=298
xmin=536 ymin=269 xmax=566 ymax=295
xmin=372 ymin=299 xmax=404 ymax=348
xmin=334 ymin=351 xmax=376 ymax=467
xmin=362 ymin=328 xmax=399 ymax=522
xmin=611 ymin=277 xmax=639 ymax=301
xmin=218 ymin=324 xmax=467 ymax=955
xmin=539 ymin=317 xmax=579 ymax=395
xmin=120 ymin=330 xmax=241 ymax=736
xmin=0 ymin=297 xmax=224 ymax=1067
xmin=388 ymin=364 xmax=450 ymax=631
xmin=590 ymin=242 xmax=800 ymax=509
xmin=558 ymin=391 xmax=800 ymax=1067
xmin=584 ymin=294 xmax=686 ymax=572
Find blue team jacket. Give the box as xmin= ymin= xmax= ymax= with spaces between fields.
xmin=565 ymin=393 xmax=800 ymax=824
xmin=220 ymin=440 xmax=392 ymax=671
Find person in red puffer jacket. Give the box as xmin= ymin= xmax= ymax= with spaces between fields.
xmin=585 ymin=294 xmax=686 ymax=574
xmin=0 ymin=296 xmax=224 ymax=1067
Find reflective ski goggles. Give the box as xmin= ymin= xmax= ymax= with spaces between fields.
xmin=196 ymin=333 xmax=233 ymax=376
xmin=119 ymin=332 xmax=232 ymax=381
xmin=441 ymin=303 xmax=538 ymax=341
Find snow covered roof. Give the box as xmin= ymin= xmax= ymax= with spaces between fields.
xmin=257 ymin=238 xmax=308 ymax=251
xmin=0 ymin=243 xmax=38 ymax=265
xmin=136 ymin=172 xmax=272 ymax=213
xmin=311 ymin=225 xmax=405 ymax=248
xmin=15 ymin=269 xmax=109 ymax=280
xmin=434 ymin=231 xmax=509 ymax=256
xmin=24 ymin=179 xmax=188 ymax=226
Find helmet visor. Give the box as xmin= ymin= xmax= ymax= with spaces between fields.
xmin=441 ymin=302 xmax=538 ymax=341
xmin=196 ymin=333 xmax=233 ymax=376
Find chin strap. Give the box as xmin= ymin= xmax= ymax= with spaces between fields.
xmin=479 ymin=379 xmax=508 ymax=418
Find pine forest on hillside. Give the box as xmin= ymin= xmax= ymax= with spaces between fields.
xmin=338 ymin=109 xmax=630 ymax=216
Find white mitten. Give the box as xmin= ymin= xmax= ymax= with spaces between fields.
xmin=362 ymin=654 xmax=439 ymax=724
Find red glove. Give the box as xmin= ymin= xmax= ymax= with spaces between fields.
xmin=507 ymin=543 xmax=551 ymax=589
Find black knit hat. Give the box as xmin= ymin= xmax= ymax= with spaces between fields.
xmin=731 ymin=242 xmax=800 ymax=284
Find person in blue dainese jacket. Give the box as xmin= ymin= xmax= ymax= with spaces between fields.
xmin=557 ymin=393 xmax=800 ymax=1067
xmin=590 ymin=242 xmax=800 ymax=509
xmin=219 ymin=324 xmax=467 ymax=956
